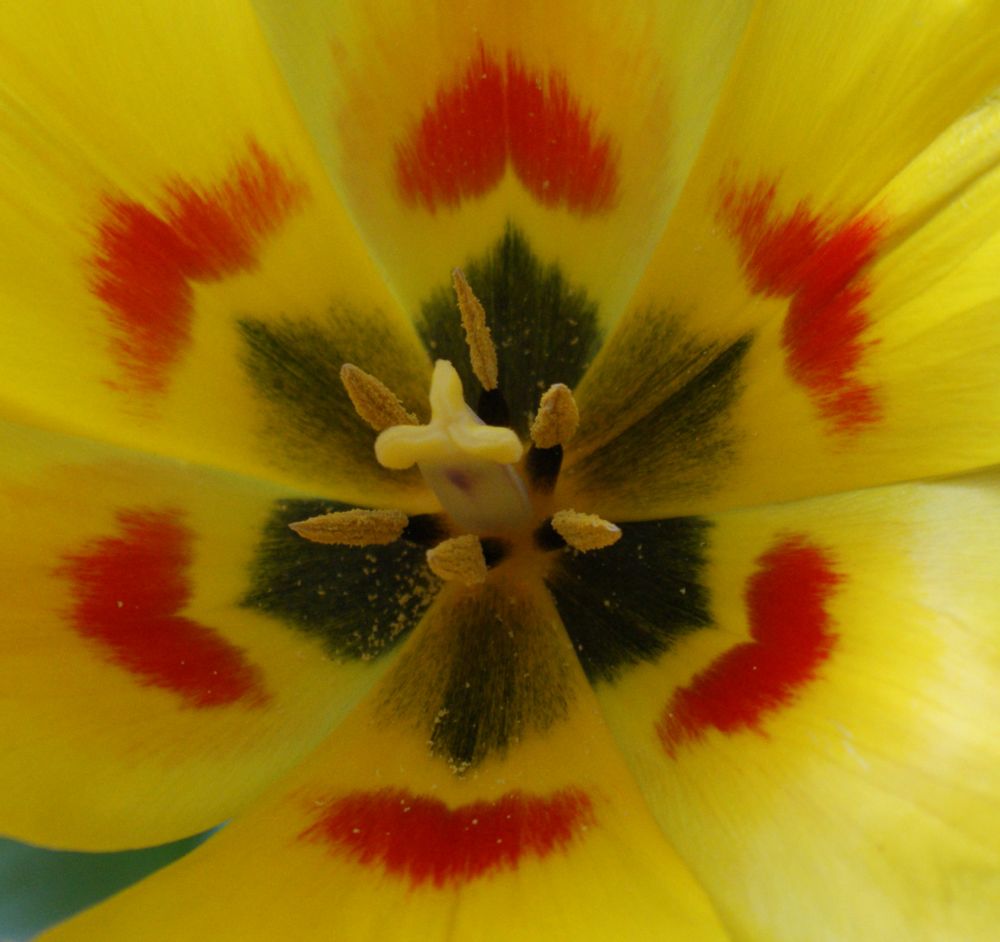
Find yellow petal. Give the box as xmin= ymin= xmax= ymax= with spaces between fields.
xmin=40 ymin=578 xmax=729 ymax=941
xmin=0 ymin=0 xmax=432 ymax=507
xmin=253 ymin=0 xmax=752 ymax=327
xmin=0 ymin=420 xmax=431 ymax=849
xmin=705 ymin=0 xmax=1000 ymax=206
xmin=566 ymin=15 xmax=1000 ymax=519
xmin=592 ymin=472 xmax=1000 ymax=940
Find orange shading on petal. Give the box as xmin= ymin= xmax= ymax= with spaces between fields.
xmin=719 ymin=181 xmax=883 ymax=431
xmin=658 ymin=535 xmax=840 ymax=755
xmin=92 ymin=141 xmax=307 ymax=393
xmin=301 ymin=787 xmax=595 ymax=887
xmin=395 ymin=44 xmax=617 ymax=216
xmin=57 ymin=508 xmax=270 ymax=708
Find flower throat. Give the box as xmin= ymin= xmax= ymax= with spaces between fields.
xmin=289 ymin=270 xmax=621 ymax=585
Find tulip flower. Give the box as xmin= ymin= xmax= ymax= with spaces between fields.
xmin=2 ymin=2 xmax=1000 ymax=940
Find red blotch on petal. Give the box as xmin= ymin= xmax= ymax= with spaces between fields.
xmin=92 ymin=141 xmax=307 ymax=392
xmin=506 ymin=54 xmax=618 ymax=212
xmin=302 ymin=787 xmax=594 ymax=887
xmin=396 ymin=45 xmax=617 ymax=215
xmin=720 ymin=182 xmax=883 ymax=431
xmin=658 ymin=535 xmax=841 ymax=755
xmin=58 ymin=508 xmax=269 ymax=708
xmin=396 ymin=46 xmax=507 ymax=212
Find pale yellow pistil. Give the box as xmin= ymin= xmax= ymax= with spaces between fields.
xmin=376 ymin=360 xmax=532 ymax=534
xmin=289 ymin=508 xmax=408 ymax=546
xmin=551 ymin=509 xmax=622 ymax=551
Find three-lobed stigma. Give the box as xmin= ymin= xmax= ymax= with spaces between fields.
xmin=375 ymin=359 xmax=531 ymax=534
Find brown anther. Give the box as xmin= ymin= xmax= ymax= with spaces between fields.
xmin=551 ymin=509 xmax=622 ymax=552
xmin=530 ymin=383 xmax=580 ymax=449
xmin=289 ymin=508 xmax=408 ymax=546
xmin=340 ymin=363 xmax=417 ymax=431
xmin=452 ymin=268 xmax=499 ymax=391
xmin=426 ymin=534 xmax=488 ymax=586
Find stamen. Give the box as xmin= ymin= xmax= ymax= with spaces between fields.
xmin=550 ymin=510 xmax=622 ymax=552
xmin=452 ymin=268 xmax=499 ymax=391
xmin=426 ymin=535 xmax=488 ymax=586
xmin=530 ymin=384 xmax=579 ymax=449
xmin=290 ymin=508 xmax=408 ymax=546
xmin=525 ymin=384 xmax=579 ymax=492
xmin=340 ymin=363 xmax=417 ymax=432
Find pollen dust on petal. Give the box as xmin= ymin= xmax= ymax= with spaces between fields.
xmin=300 ymin=787 xmax=595 ymax=887
xmin=92 ymin=140 xmax=307 ymax=393
xmin=57 ymin=507 xmax=270 ymax=708
xmin=657 ymin=534 xmax=841 ymax=756
xmin=719 ymin=181 xmax=883 ymax=432
xmin=395 ymin=43 xmax=618 ymax=215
